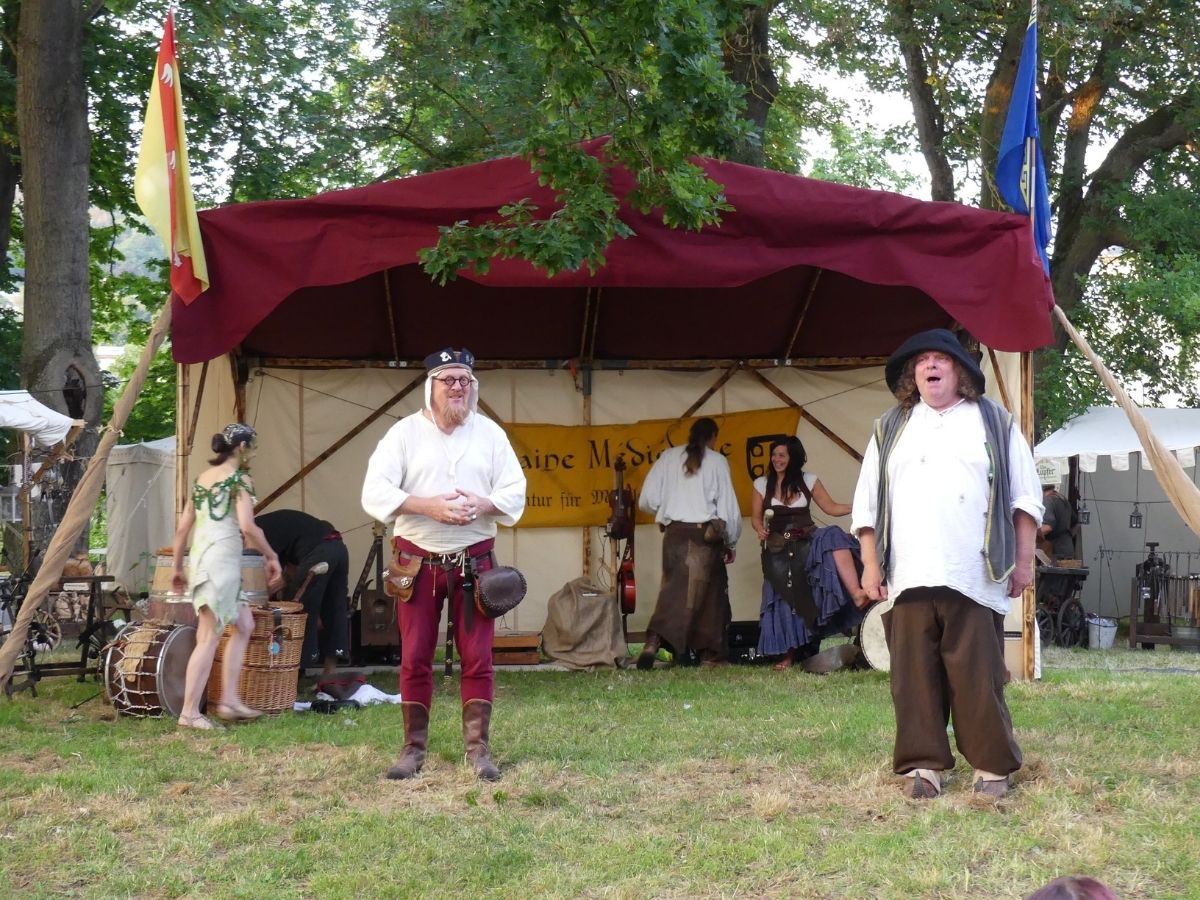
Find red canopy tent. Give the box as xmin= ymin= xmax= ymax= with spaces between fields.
xmin=171 ymin=150 xmax=1055 ymax=365
xmin=165 ymin=150 xmax=1055 ymax=681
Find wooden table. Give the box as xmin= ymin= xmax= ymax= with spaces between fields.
xmin=8 ymin=575 xmax=120 ymax=696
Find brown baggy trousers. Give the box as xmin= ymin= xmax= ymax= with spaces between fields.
xmin=884 ymin=585 xmax=1022 ymax=777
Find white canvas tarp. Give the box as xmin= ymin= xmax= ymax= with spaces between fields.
xmin=1035 ymin=406 xmax=1200 ymax=473
xmin=0 ymin=390 xmax=77 ymax=449
xmin=105 ymin=435 xmax=175 ymax=595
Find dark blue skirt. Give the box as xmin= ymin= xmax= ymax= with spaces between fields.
xmin=757 ymin=526 xmax=866 ymax=656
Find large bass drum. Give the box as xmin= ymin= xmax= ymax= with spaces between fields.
xmin=103 ymin=622 xmax=196 ymax=718
xmin=857 ymin=598 xmax=895 ymax=672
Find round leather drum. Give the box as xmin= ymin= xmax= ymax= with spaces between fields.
xmin=858 ymin=598 xmax=895 ymax=671
xmin=104 ymin=622 xmax=196 ymax=718
xmin=148 ymin=549 xmax=270 ymax=626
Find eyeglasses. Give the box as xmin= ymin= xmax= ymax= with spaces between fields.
xmin=436 ymin=375 xmax=473 ymax=388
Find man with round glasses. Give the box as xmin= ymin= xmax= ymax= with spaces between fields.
xmin=362 ymin=347 xmax=526 ymax=781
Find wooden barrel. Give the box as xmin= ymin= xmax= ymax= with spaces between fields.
xmin=148 ymin=548 xmax=271 ymax=627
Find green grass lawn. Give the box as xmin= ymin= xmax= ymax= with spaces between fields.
xmin=2 ymin=643 xmax=1199 ymax=899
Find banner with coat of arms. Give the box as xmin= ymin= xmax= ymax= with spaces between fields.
xmin=506 ymin=408 xmax=802 ymax=528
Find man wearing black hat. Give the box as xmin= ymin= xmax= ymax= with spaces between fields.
xmin=850 ymin=328 xmax=1043 ymax=800
xmin=361 ymin=348 xmax=526 ymax=781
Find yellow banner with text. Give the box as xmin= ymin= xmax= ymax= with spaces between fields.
xmin=507 ymin=408 xmax=802 ymax=528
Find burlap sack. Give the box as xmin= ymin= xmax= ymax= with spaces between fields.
xmin=541 ymin=578 xmax=627 ymax=671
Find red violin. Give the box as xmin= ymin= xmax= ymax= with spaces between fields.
xmin=605 ymin=455 xmax=637 ymax=616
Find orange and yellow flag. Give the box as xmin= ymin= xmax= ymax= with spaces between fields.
xmin=134 ymin=11 xmax=209 ymax=303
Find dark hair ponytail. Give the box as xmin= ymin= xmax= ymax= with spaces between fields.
xmin=208 ymin=433 xmax=234 ymax=466
xmin=684 ymin=417 xmax=718 ymax=476
xmin=208 ymin=423 xmax=257 ymax=465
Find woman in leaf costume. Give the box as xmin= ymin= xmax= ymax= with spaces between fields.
xmin=171 ymin=423 xmax=283 ymax=729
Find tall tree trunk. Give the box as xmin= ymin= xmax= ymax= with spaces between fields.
xmin=16 ymin=0 xmax=100 ymax=570
xmin=889 ymin=0 xmax=955 ymax=202
xmin=723 ymin=2 xmax=779 ymax=167
xmin=978 ymin=15 xmax=1028 ymax=211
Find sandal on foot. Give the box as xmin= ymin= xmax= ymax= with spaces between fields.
xmin=906 ymin=769 xmax=942 ymax=800
xmin=969 ymin=777 xmax=1008 ymax=801
xmin=177 ymin=714 xmax=219 ymax=731
xmin=216 ymin=702 xmax=264 ymax=722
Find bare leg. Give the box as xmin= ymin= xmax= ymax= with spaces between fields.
xmin=772 ymin=648 xmax=795 ymax=671
xmin=221 ymin=604 xmax=254 ymax=708
xmin=322 ymin=655 xmax=338 ymax=677
xmin=833 ymin=548 xmax=871 ymax=609
xmin=179 ymin=606 xmax=221 ymax=725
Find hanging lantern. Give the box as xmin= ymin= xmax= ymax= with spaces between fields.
xmin=1078 ymin=501 xmax=1091 ymax=525
xmin=1129 ymin=503 xmax=1143 ymax=529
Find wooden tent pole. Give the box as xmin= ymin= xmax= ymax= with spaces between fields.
xmin=782 ymin=269 xmax=823 ymax=360
xmin=254 ymin=373 xmax=425 ymax=513
xmin=749 ymin=370 xmax=863 ymax=463
xmin=1021 ymin=350 xmax=1035 ymax=682
xmin=986 ymin=347 xmax=1013 ymax=412
xmin=681 ymin=363 xmax=739 ymax=419
xmin=186 ymin=360 xmax=209 ymax=458
xmin=175 ymin=362 xmax=190 ymax=517
xmin=0 ymin=300 xmax=173 ymax=690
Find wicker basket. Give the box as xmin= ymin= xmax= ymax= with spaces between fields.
xmin=214 ymin=601 xmax=307 ymax=668
xmin=206 ymin=602 xmax=308 ymax=714
xmin=207 ymin=663 xmax=300 ymax=714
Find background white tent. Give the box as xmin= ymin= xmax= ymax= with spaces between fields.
xmin=105 ymin=435 xmax=175 ymax=596
xmin=1036 ymin=407 xmax=1200 ymax=621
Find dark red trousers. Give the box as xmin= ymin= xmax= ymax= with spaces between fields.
xmin=393 ymin=538 xmax=495 ymax=709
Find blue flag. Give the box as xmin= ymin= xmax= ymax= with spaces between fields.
xmin=995 ymin=0 xmax=1051 ymax=273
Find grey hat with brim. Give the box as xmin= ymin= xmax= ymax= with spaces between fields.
xmin=884 ymin=328 xmax=986 ymax=394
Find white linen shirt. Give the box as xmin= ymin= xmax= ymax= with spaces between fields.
xmin=850 ymin=399 xmax=1043 ymax=615
xmin=638 ymin=445 xmax=742 ymax=546
xmin=361 ymin=410 xmax=526 ymax=554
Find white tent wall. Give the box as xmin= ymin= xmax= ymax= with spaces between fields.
xmin=182 ymin=350 xmax=1027 ymax=642
xmin=105 ymin=437 xmax=175 ymax=595
xmin=1073 ymin=457 xmax=1200 ymax=620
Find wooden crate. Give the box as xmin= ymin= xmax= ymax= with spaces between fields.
xmin=493 ymin=630 xmax=541 ymax=666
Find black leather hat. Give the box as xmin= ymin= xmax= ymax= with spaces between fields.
xmin=884 ymin=328 xmax=985 ymax=394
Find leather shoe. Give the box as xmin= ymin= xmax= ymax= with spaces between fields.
xmin=973 ymin=777 xmax=1010 ymax=799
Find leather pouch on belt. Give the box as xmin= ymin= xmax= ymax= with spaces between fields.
xmin=384 ymin=553 xmax=422 ymax=602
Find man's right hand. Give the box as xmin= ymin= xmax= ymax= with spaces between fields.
xmin=861 ymin=562 xmax=888 ymax=602
xmin=425 ymin=492 xmax=474 ymax=526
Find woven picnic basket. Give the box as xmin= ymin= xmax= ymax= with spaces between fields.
xmin=206 ymin=601 xmax=307 ymax=713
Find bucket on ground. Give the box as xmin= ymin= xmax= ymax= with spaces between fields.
xmin=1086 ymin=614 xmax=1117 ymax=650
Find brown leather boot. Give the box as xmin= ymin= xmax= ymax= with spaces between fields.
xmin=462 ymin=699 xmax=501 ymax=781
xmin=386 ymin=702 xmax=429 ymax=780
